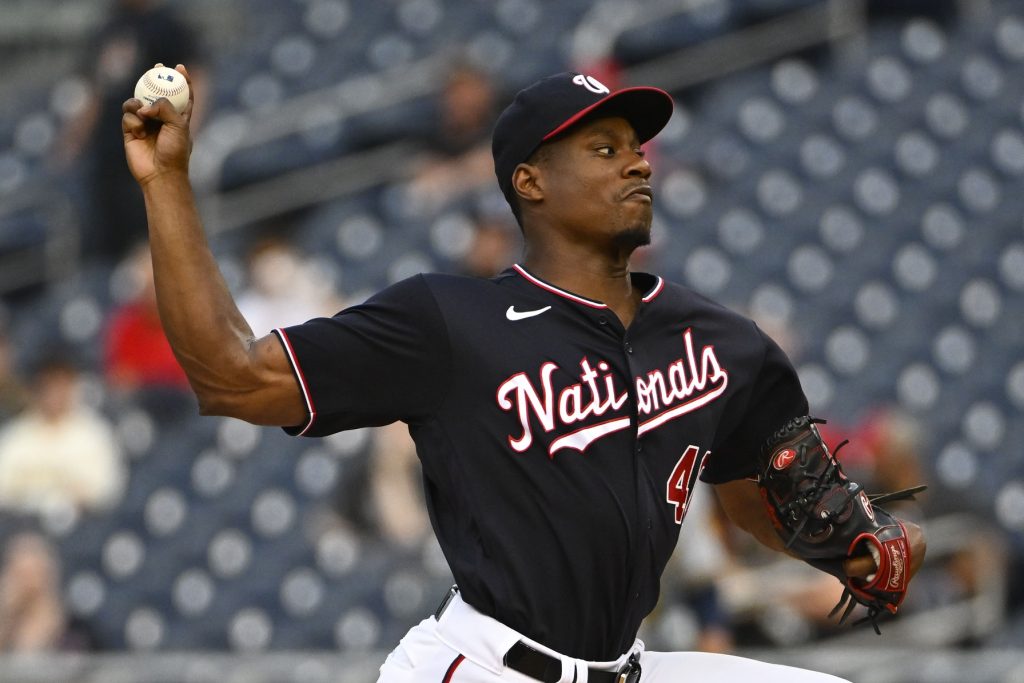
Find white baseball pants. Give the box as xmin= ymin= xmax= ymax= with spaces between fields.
xmin=376 ymin=592 xmax=849 ymax=683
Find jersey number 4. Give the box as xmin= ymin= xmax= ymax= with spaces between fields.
xmin=666 ymin=445 xmax=711 ymax=525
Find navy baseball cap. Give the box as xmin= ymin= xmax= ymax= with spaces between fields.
xmin=492 ymin=72 xmax=674 ymax=209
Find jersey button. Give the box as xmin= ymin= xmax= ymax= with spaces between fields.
xmin=624 ymin=342 xmax=633 ymax=354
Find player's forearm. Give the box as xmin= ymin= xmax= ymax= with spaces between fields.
xmin=140 ymin=172 xmax=259 ymax=411
xmin=714 ymin=479 xmax=796 ymax=557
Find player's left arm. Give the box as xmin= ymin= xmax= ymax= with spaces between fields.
xmin=714 ymin=478 xmax=924 ymax=580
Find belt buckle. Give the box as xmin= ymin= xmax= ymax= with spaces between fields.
xmin=616 ymin=654 xmax=641 ymax=683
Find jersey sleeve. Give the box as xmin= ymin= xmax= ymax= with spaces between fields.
xmin=701 ymin=325 xmax=809 ymax=484
xmin=272 ymin=275 xmax=451 ymax=436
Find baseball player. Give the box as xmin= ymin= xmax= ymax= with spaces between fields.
xmin=121 ymin=66 xmax=925 ymax=682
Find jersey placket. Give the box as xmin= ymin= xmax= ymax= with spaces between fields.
xmin=507 ymin=264 xmax=669 ymax=650
xmin=597 ymin=303 xmax=658 ymax=634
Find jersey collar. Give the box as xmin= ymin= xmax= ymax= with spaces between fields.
xmin=512 ymin=264 xmax=665 ymax=308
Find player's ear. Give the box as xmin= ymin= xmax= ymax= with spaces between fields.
xmin=512 ymin=162 xmax=544 ymax=205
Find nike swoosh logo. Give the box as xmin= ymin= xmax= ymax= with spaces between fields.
xmin=506 ymin=305 xmax=552 ymax=321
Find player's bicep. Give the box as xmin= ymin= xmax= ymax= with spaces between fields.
xmin=199 ymin=333 xmax=307 ymax=427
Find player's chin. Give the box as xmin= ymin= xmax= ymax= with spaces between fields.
xmin=611 ymin=224 xmax=652 ymax=251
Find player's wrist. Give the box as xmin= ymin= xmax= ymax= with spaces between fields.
xmin=138 ymin=167 xmax=192 ymax=191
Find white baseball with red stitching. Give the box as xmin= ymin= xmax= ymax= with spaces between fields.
xmin=134 ymin=66 xmax=189 ymax=114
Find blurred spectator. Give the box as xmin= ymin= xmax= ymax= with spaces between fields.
xmin=368 ymin=423 xmax=431 ymax=549
xmin=324 ymin=422 xmax=430 ymax=550
xmin=1005 ymin=541 xmax=1024 ymax=629
xmin=818 ymin=409 xmax=927 ymax=517
xmin=237 ymin=236 xmax=344 ymax=336
xmin=0 ymin=532 xmax=65 ymax=652
xmin=103 ymin=244 xmax=190 ymax=396
xmin=0 ymin=353 xmax=124 ymax=521
xmin=459 ymin=213 xmax=519 ymax=278
xmin=407 ymin=63 xmax=498 ymax=212
xmin=710 ymin=498 xmax=847 ymax=645
xmin=56 ymin=0 xmax=209 ymax=264
xmin=654 ymin=484 xmax=736 ymax=653
xmin=0 ymin=329 xmax=28 ymax=423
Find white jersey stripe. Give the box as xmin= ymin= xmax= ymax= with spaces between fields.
xmin=512 ymin=264 xmax=608 ymax=309
xmin=273 ymin=328 xmax=317 ymax=436
xmin=641 ymin=277 xmax=665 ymax=302
xmin=636 ymin=380 xmax=729 ymax=436
xmin=549 ymin=416 xmax=632 ymax=456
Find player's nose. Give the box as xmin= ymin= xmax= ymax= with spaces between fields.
xmin=624 ymin=151 xmax=652 ymax=179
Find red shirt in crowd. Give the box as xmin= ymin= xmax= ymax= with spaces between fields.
xmin=104 ymin=302 xmax=189 ymax=390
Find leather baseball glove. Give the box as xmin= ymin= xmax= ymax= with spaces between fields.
xmin=758 ymin=416 xmax=925 ymax=633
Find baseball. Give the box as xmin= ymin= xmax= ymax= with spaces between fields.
xmin=134 ymin=65 xmax=189 ymax=114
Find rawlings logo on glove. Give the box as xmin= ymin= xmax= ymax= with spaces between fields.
xmin=758 ymin=416 xmax=925 ymax=633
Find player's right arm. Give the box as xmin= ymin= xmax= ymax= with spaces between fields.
xmin=121 ymin=64 xmax=305 ymax=427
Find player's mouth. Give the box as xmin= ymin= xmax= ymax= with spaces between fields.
xmin=623 ymin=184 xmax=654 ymax=203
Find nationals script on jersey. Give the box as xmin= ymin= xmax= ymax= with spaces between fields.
xmin=497 ymin=327 xmax=729 ymax=456
xmin=273 ymin=265 xmax=809 ymax=661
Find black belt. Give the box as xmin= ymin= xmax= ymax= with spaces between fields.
xmin=434 ymin=586 xmax=642 ymax=683
xmin=504 ymin=641 xmax=642 ymax=683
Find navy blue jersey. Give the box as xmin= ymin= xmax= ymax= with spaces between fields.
xmin=274 ymin=264 xmax=807 ymax=660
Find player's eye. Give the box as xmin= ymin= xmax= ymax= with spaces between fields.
xmin=595 ymin=145 xmax=615 ymax=156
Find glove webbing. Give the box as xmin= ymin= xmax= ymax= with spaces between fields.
xmin=828 ymin=485 xmax=926 ymax=635
xmin=867 ymin=485 xmax=928 ymax=506
xmin=830 ymin=588 xmax=884 ymax=635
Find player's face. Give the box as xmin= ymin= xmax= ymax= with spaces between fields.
xmin=539 ymin=116 xmax=654 ymax=249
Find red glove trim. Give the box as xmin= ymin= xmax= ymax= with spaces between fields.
xmin=846 ymin=519 xmax=911 ymax=614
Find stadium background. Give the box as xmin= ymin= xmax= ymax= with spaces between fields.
xmin=0 ymin=0 xmax=1023 ymax=681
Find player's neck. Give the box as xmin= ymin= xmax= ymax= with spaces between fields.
xmin=521 ymin=247 xmax=640 ymax=328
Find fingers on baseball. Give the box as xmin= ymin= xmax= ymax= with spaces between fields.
xmin=843 ymin=553 xmax=877 ymax=579
xmin=138 ymin=97 xmax=185 ymax=127
xmin=123 ymin=98 xmax=144 ymax=115
xmin=175 ymin=64 xmax=195 ymax=123
xmin=122 ymin=102 xmax=149 ymax=139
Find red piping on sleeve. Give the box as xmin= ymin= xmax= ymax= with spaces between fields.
xmin=272 ymin=328 xmax=317 ymax=436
